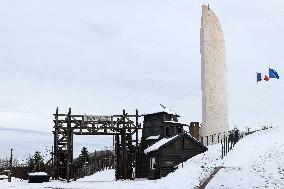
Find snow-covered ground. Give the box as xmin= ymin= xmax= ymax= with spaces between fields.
xmin=77 ymin=169 xmax=115 ymax=182
xmin=0 ymin=127 xmax=283 ymax=189
xmin=206 ymin=127 xmax=284 ymax=189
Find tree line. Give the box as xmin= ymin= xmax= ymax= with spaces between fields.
xmin=0 ymin=147 xmax=114 ymax=179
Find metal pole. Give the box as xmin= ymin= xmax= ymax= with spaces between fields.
xmin=8 ymin=149 xmax=13 ymax=182
xmin=9 ymin=149 xmax=13 ymax=170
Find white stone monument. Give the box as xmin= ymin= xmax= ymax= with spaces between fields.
xmin=200 ymin=5 xmax=229 ymax=138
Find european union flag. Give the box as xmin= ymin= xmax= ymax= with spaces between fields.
xmin=269 ymin=68 xmax=280 ymax=79
xmin=257 ymin=72 xmax=262 ymax=82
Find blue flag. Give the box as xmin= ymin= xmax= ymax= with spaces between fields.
xmin=269 ymin=68 xmax=280 ymax=79
xmin=257 ymin=72 xmax=262 ymax=82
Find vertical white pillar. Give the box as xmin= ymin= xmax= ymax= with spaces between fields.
xmin=201 ymin=5 xmax=229 ymax=138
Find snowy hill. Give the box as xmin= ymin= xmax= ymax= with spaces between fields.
xmin=206 ymin=127 xmax=284 ymax=188
xmin=1 ymin=127 xmax=283 ymax=189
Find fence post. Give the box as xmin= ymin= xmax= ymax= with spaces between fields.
xmin=225 ymin=137 xmax=228 ymax=155
xmin=212 ymin=135 xmax=214 ymax=144
xmin=227 ymin=137 xmax=229 ymax=153
xmin=218 ymin=134 xmax=220 ymax=143
xmin=206 ymin=136 xmax=208 ymax=146
xmin=8 ymin=171 xmax=11 ymax=182
xmin=221 ymin=139 xmax=223 ymax=158
xmin=224 ymin=138 xmax=226 ymax=156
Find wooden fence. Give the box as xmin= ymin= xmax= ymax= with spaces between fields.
xmin=221 ymin=126 xmax=272 ymax=158
xmin=199 ymin=130 xmax=236 ymax=146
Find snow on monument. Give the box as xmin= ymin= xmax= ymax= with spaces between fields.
xmin=200 ymin=5 xmax=229 ymax=138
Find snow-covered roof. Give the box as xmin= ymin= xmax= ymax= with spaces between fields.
xmin=146 ymin=135 xmax=160 ymax=140
xmin=144 ymin=105 xmax=178 ymax=116
xmin=144 ymin=135 xmax=179 ymax=154
xmin=164 ymin=121 xmax=189 ymax=125
xmin=28 ymin=172 xmax=48 ymax=176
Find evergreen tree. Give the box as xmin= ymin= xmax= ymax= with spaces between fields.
xmin=27 ymin=151 xmax=45 ymax=172
xmin=78 ymin=147 xmax=90 ymax=166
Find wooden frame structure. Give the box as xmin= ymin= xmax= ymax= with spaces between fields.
xmin=52 ymin=107 xmax=141 ymax=181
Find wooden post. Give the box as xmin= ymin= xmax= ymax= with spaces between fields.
xmin=135 ymin=109 xmax=139 ymax=178
xmin=181 ymin=134 xmax=185 ymax=168
xmin=51 ymin=146 xmax=54 ymax=179
xmin=54 ymin=107 xmax=59 ymax=179
xmin=225 ymin=137 xmax=227 ymax=155
xmin=225 ymin=137 xmax=228 ymax=155
xmin=221 ymin=139 xmax=223 ymax=158
xmin=51 ymin=108 xmax=141 ymax=181
xmin=8 ymin=171 xmax=11 ymax=182
xmin=115 ymin=134 xmax=120 ymax=180
xmin=206 ymin=136 xmax=208 ymax=146
xmin=66 ymin=108 xmax=73 ymax=182
xmin=121 ymin=109 xmax=127 ymax=179
xmin=228 ymin=136 xmax=230 ymax=153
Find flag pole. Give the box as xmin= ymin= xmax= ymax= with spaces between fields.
xmin=268 ymin=80 xmax=272 ymax=127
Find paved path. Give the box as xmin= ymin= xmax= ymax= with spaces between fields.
xmin=196 ymin=166 xmax=223 ymax=189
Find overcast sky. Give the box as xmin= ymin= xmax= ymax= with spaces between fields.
xmin=0 ymin=0 xmax=283 ymax=134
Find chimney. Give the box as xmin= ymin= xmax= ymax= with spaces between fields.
xmin=189 ymin=122 xmax=200 ymax=140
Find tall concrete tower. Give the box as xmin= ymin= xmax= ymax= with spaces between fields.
xmin=200 ymin=5 xmax=229 ymax=138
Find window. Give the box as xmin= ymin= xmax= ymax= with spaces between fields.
xmin=150 ymin=157 xmax=156 ymax=170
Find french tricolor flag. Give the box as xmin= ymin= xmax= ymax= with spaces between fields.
xmin=256 ymin=72 xmax=262 ymax=82
xmin=257 ymin=72 xmax=270 ymax=82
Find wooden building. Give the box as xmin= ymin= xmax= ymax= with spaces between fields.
xmin=138 ymin=106 xmax=207 ymax=179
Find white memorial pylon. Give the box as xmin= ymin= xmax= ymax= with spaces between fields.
xmin=200 ymin=5 xmax=229 ymax=138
